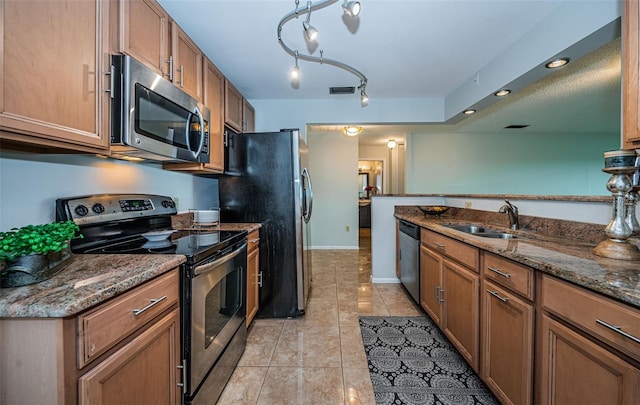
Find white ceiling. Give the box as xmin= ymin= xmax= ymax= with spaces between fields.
xmin=157 ymin=0 xmax=621 ymax=146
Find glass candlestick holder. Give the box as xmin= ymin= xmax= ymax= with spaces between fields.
xmin=593 ymin=166 xmax=640 ymax=260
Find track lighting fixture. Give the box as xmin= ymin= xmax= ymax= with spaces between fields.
xmin=291 ymin=51 xmax=300 ymax=80
xmin=277 ymin=0 xmax=369 ymax=106
xmin=303 ymin=3 xmax=319 ymax=41
xmin=342 ymin=0 xmax=361 ymax=16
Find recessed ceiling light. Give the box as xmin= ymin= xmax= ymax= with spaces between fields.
xmin=463 ymin=109 xmax=476 ymax=115
xmin=545 ymin=58 xmax=569 ymax=69
xmin=494 ymin=89 xmax=511 ymax=97
xmin=342 ymin=125 xmax=362 ymax=136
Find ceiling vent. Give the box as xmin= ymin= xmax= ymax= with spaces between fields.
xmin=329 ymin=86 xmax=355 ymax=95
xmin=504 ymin=125 xmax=530 ymax=129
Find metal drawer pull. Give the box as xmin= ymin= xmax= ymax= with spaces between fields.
xmin=132 ymin=295 xmax=167 ymax=316
xmin=596 ymin=319 xmax=640 ymax=344
xmin=250 ymin=238 xmax=260 ymax=244
xmin=432 ymin=241 xmax=446 ymax=250
xmin=487 ymin=266 xmax=511 ymax=279
xmin=487 ymin=289 xmax=509 ymax=303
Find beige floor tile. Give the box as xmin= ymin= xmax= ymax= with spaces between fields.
xmin=238 ymin=324 xmax=283 ymax=367
xmin=257 ymin=367 xmax=345 ymax=405
xmin=342 ymin=368 xmax=376 ymax=405
xmin=217 ymin=366 xmax=268 ymax=405
xmin=288 ymin=298 xmax=339 ymax=327
xmin=340 ymin=325 xmax=369 ymax=369
xmin=270 ymin=324 xmax=342 ymax=367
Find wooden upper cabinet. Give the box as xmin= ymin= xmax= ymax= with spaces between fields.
xmin=118 ymin=0 xmax=171 ymax=79
xmin=0 ymin=0 xmax=110 ymax=152
xmin=623 ymin=0 xmax=640 ymax=148
xmin=225 ymin=80 xmax=244 ymax=133
xmin=243 ymin=99 xmax=255 ymax=133
xmin=171 ymin=22 xmax=203 ymax=102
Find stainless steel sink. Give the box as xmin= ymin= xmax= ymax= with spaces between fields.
xmin=443 ymin=224 xmax=517 ymax=239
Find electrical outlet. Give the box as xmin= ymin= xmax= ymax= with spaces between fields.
xmin=464 ymin=201 xmax=472 ymax=209
xmin=346 ymin=225 xmax=350 ymax=232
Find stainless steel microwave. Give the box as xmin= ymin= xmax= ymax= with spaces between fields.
xmin=110 ymin=54 xmax=210 ymax=163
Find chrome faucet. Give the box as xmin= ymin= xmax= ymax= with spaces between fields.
xmin=498 ymin=199 xmax=519 ymax=230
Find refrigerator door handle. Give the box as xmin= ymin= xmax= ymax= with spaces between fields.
xmin=302 ymin=167 xmax=313 ymax=223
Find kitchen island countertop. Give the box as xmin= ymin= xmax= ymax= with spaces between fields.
xmin=396 ymin=212 xmax=640 ymax=309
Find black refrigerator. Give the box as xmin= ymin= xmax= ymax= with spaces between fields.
xmin=218 ymin=128 xmax=313 ymax=318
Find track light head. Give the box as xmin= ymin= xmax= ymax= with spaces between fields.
xmin=342 ymin=1 xmax=361 ymax=17
xmin=360 ymin=88 xmax=368 ymax=105
xmin=302 ymin=19 xmax=319 ymax=41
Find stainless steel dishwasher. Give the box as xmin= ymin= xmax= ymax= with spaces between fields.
xmin=398 ymin=220 xmax=420 ymax=303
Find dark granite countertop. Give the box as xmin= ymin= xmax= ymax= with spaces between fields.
xmin=395 ymin=211 xmax=640 ymax=309
xmin=0 ymin=222 xmax=261 ymax=319
xmin=0 ymin=254 xmax=185 ymax=318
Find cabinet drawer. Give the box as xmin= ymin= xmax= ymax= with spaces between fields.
xmin=542 ymin=275 xmax=640 ymax=363
xmin=483 ymin=252 xmax=534 ymax=300
xmin=421 ymin=229 xmax=479 ymax=271
xmin=77 ymin=269 xmax=179 ymax=368
xmin=247 ymin=229 xmax=260 ymax=253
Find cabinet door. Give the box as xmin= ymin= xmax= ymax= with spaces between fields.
xmin=243 ymin=99 xmax=255 ymax=132
xmin=0 ymin=0 xmax=110 ymax=151
xmin=539 ymin=314 xmax=640 ymax=405
xmin=203 ymin=59 xmax=225 ymax=171
xmin=246 ymin=246 xmax=260 ymax=327
xmin=623 ymin=0 xmax=640 ymax=147
xmin=225 ymin=80 xmax=244 ymax=133
xmin=442 ymin=258 xmax=480 ymax=371
xmin=171 ymin=22 xmax=203 ymax=102
xmin=118 ymin=0 xmax=171 ymax=78
xmin=78 ymin=309 xmax=181 ymax=405
xmin=419 ymin=245 xmax=442 ymax=326
xmin=482 ymin=280 xmax=534 ymax=405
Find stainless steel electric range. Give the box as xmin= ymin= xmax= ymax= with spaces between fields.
xmin=56 ymin=194 xmax=248 ymax=404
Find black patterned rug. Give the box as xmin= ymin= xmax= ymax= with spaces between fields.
xmin=359 ymin=316 xmax=499 ymax=405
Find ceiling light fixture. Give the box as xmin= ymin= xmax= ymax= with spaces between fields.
xmin=545 ymin=58 xmax=570 ymax=69
xmin=277 ymin=0 xmax=369 ymax=107
xmin=342 ymin=0 xmax=361 ymax=16
xmin=302 ymin=3 xmax=319 ymax=41
xmin=387 ymin=139 xmax=397 ymax=149
xmin=463 ymin=109 xmax=476 ymax=115
xmin=342 ymin=125 xmax=362 ymax=136
xmin=494 ymin=89 xmax=511 ymax=97
xmin=291 ymin=51 xmax=300 ymax=80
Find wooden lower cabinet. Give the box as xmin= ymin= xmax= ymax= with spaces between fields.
xmin=78 ymin=308 xmax=181 ymax=405
xmin=246 ymin=229 xmax=260 ymax=326
xmin=419 ymin=241 xmax=479 ymax=371
xmin=441 ymin=258 xmax=479 ymax=371
xmin=481 ymin=279 xmax=534 ymax=405
xmin=538 ymin=314 xmax=640 ymax=405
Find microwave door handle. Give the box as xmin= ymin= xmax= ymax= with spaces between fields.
xmin=193 ymin=106 xmax=205 ymax=158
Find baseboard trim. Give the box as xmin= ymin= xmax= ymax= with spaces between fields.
xmin=372 ymin=278 xmax=401 ymax=284
xmin=310 ymin=246 xmax=360 ymax=250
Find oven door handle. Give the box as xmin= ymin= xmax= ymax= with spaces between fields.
xmin=193 ymin=242 xmax=247 ymax=277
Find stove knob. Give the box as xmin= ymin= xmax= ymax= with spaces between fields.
xmin=92 ymin=203 xmax=105 ymax=214
xmin=75 ymin=205 xmax=89 ymax=217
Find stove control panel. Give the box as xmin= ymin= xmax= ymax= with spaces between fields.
xmin=56 ymin=194 xmax=178 ymax=225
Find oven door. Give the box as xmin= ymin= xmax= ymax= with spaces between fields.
xmin=188 ymin=242 xmax=247 ymax=395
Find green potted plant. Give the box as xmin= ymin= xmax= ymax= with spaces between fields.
xmin=0 ymin=220 xmax=81 ymax=288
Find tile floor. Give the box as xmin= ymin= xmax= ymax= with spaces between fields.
xmin=217 ymin=228 xmax=423 ymax=404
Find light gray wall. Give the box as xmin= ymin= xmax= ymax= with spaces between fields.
xmin=0 ymin=152 xmax=218 ymax=230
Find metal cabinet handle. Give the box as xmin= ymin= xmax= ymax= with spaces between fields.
xmin=250 ymin=238 xmax=260 ymax=244
xmin=105 ymin=65 xmax=114 ymax=98
xmin=432 ymin=241 xmax=446 ymax=250
xmin=179 ymin=65 xmax=184 ymax=87
xmin=439 ymin=288 xmax=445 ymax=303
xmin=435 ymin=286 xmax=440 ymax=303
xmin=257 ymin=271 xmax=263 ymax=287
xmin=487 ymin=266 xmax=511 ymax=279
xmin=486 ymin=289 xmax=509 ymax=303
xmin=166 ymin=56 xmax=174 ymax=81
xmin=132 ymin=295 xmax=167 ymax=316
xmin=176 ymin=359 xmax=187 ymax=394
xmin=596 ymin=319 xmax=640 ymax=344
